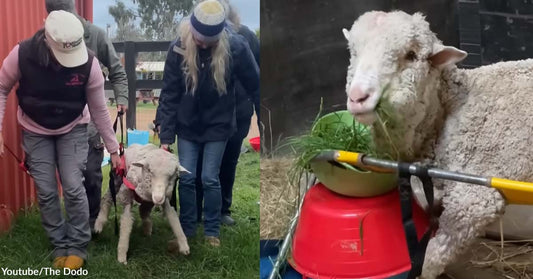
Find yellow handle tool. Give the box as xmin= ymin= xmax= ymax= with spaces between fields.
xmin=313 ymin=150 xmax=533 ymax=205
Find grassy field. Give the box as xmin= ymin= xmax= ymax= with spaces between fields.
xmin=0 ymin=148 xmax=259 ymax=279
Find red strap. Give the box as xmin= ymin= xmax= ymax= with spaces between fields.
xmin=19 ymin=161 xmax=29 ymax=174
xmin=123 ymin=177 xmax=136 ymax=191
xmin=4 ymin=143 xmax=29 ymax=175
xmin=115 ymin=155 xmax=135 ymax=191
xmin=112 ymin=153 xmax=140 ymax=200
xmin=115 ymin=155 xmax=127 ymax=176
xmin=123 ymin=177 xmax=143 ymax=204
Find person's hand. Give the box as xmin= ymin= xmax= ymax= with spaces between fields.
xmin=148 ymin=121 xmax=160 ymax=134
xmin=117 ymin=104 xmax=128 ymax=113
xmin=0 ymin=132 xmax=4 ymax=157
xmin=110 ymin=152 xmax=121 ymax=169
xmin=160 ymin=144 xmax=169 ymax=151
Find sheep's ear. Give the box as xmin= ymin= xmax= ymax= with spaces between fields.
xmin=429 ymin=45 xmax=467 ymax=69
xmin=342 ymin=28 xmax=350 ymax=41
xmin=177 ymin=165 xmax=191 ymax=175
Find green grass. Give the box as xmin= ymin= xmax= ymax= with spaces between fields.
xmin=0 ymin=150 xmax=260 ymax=279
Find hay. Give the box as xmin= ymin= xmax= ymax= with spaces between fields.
xmin=260 ymin=157 xmax=301 ymax=239
xmin=468 ymin=239 xmax=533 ymax=278
xmin=445 ymin=237 xmax=533 ymax=279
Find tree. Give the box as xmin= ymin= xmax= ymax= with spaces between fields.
xmin=133 ymin=0 xmax=194 ymax=41
xmin=108 ymin=0 xmax=143 ymax=41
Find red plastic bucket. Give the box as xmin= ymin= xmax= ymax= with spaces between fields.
xmin=249 ymin=136 xmax=260 ymax=152
xmin=290 ymin=183 xmax=429 ymax=279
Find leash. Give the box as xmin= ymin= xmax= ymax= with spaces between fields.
xmin=108 ymin=109 xmax=125 ymax=236
xmin=3 ymin=143 xmax=30 ymax=175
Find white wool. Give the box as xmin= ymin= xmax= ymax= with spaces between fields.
xmin=344 ymin=10 xmax=533 ymax=279
xmin=93 ymin=144 xmax=190 ymax=263
xmin=124 ymin=144 xmax=181 ymax=203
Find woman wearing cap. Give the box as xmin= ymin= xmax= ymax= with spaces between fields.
xmin=156 ymin=0 xmax=259 ymax=247
xmin=0 ymin=11 xmax=120 ymax=268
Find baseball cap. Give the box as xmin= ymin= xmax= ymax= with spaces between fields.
xmin=44 ymin=10 xmax=88 ymax=68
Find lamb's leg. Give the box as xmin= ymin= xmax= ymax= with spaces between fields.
xmin=94 ymin=190 xmax=113 ymax=233
xmin=139 ymin=202 xmax=154 ymax=236
xmin=420 ymin=183 xmax=505 ymax=279
xmin=163 ymin=199 xmax=190 ymax=255
xmin=117 ymin=203 xmax=134 ymax=264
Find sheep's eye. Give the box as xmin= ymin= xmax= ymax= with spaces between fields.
xmin=405 ymin=50 xmax=417 ymax=61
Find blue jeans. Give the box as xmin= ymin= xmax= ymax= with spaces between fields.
xmin=196 ymin=116 xmax=252 ymax=217
xmin=178 ymin=138 xmax=227 ymax=237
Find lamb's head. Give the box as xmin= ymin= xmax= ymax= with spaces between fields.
xmin=343 ymin=11 xmax=467 ymax=125
xmin=131 ymin=149 xmax=188 ymax=205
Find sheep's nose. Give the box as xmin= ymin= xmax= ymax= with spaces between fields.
xmin=355 ymin=94 xmax=370 ymax=104
xmin=349 ymin=87 xmax=370 ymax=104
xmin=152 ymin=194 xmax=165 ymax=205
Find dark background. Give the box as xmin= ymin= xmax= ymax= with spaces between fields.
xmin=260 ymin=0 xmax=533 ymax=153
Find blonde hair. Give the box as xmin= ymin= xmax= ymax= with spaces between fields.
xmin=179 ymin=19 xmax=230 ymax=95
xmin=218 ymin=0 xmax=241 ymax=30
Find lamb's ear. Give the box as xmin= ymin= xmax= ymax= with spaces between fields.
xmin=342 ymin=28 xmax=350 ymax=41
xmin=429 ymin=45 xmax=467 ymax=69
xmin=131 ymin=159 xmax=147 ymax=168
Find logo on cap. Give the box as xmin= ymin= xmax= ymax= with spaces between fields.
xmin=63 ymin=38 xmax=83 ymax=49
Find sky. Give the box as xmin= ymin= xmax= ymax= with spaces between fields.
xmin=92 ymin=0 xmax=260 ymax=37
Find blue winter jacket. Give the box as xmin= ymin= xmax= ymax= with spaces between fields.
xmin=157 ymin=30 xmax=260 ymax=144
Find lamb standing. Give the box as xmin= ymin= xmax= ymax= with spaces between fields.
xmin=342 ymin=11 xmax=533 ymax=279
xmin=94 ymin=144 xmax=190 ymax=264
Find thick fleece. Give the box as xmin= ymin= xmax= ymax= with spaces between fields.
xmin=343 ymin=11 xmax=533 ymax=279
xmin=94 ymin=144 xmax=190 ymax=264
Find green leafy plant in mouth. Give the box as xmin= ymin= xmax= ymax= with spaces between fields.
xmin=285 ymin=100 xmax=375 ymax=175
xmin=374 ymin=82 xmax=404 ymax=161
xmin=286 ymin=83 xmax=402 ymax=178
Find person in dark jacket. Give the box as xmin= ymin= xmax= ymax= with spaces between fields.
xmin=195 ymin=0 xmax=260 ymax=226
xmin=0 ymin=11 xmax=120 ymax=269
xmin=156 ymin=0 xmax=259 ymax=247
xmin=45 ymin=0 xmax=129 ymax=232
